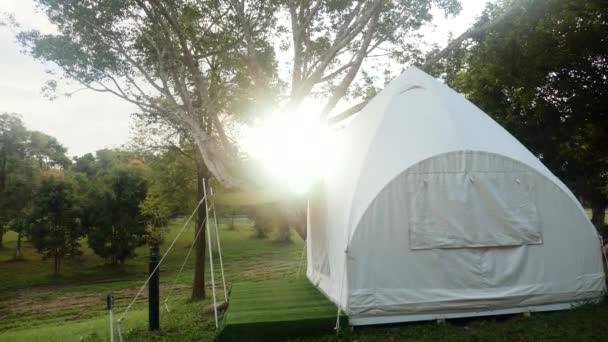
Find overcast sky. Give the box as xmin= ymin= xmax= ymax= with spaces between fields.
xmin=0 ymin=1 xmax=489 ymax=157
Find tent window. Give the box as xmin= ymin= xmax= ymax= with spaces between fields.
xmin=409 ymin=171 xmax=542 ymax=249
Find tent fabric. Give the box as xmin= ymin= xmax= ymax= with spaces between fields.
xmin=307 ymin=66 xmax=605 ymax=323
xmin=408 ymin=152 xmax=543 ymax=249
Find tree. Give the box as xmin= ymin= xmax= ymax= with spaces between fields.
xmin=3 ymin=163 xmax=39 ymax=259
xmin=130 ymin=118 xmax=207 ymax=299
xmin=72 ymin=153 xmax=97 ymax=177
xmin=0 ymin=113 xmax=28 ymax=248
xmin=26 ymin=171 xmax=82 ymax=275
xmin=0 ymin=114 xmax=71 ymax=255
xmin=85 ymin=161 xmax=149 ymax=265
xmin=16 ymin=0 xmax=462 ymax=190
xmin=28 ymin=131 xmax=70 ymax=169
xmin=436 ymin=0 xmax=608 ymax=229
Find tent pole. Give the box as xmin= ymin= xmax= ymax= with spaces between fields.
xmin=203 ymin=179 xmax=218 ymax=328
xmin=210 ymin=187 xmax=228 ymax=302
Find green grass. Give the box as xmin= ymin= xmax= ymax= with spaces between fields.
xmin=1 ymin=213 xmax=608 ymax=341
xmin=220 ymin=279 xmax=344 ymax=341
xmin=0 ymin=218 xmax=304 ymax=341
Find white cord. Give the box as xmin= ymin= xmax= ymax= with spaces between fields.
xmin=164 ymin=216 xmax=207 ymax=312
xmin=116 ymin=196 xmax=206 ymax=340
xmin=203 ymin=179 xmax=219 ymax=329
xmin=210 ymin=202 xmax=228 ymax=302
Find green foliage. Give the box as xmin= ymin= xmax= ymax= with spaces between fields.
xmin=72 ymin=153 xmax=96 ymax=177
xmin=25 ymin=172 xmax=83 ymax=275
xmin=0 ymin=113 xmax=70 ymax=250
xmin=85 ymin=163 xmax=149 ymax=265
xmin=143 ymin=149 xmax=198 ymax=217
xmin=14 ymin=0 xmax=468 ymax=191
xmin=250 ymin=205 xmax=275 ymax=239
xmin=0 ymin=113 xmax=29 ymax=245
xmin=248 ymin=204 xmax=294 ymax=243
xmin=27 ymin=131 xmax=70 ymax=168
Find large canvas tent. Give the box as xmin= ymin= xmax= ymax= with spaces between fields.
xmin=306 ymin=67 xmax=606 ymax=325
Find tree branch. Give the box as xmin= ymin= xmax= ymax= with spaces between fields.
xmin=327 ymin=1 xmax=523 ymax=124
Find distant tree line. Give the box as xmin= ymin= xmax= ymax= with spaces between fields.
xmin=0 ymin=112 xmax=293 ymax=277
xmin=0 ymin=113 xmax=178 ymax=275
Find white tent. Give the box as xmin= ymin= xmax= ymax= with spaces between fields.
xmin=306 ymin=66 xmax=606 ymax=326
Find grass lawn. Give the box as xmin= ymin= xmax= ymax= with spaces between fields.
xmin=0 ymin=218 xmax=305 ymax=341
xmin=0 ymin=214 xmax=607 ymax=341
xmin=220 ymin=279 xmax=345 ymax=341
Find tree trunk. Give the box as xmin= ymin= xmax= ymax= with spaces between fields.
xmin=191 ymin=159 xmax=208 ymax=300
xmin=590 ymin=189 xmax=607 ymax=231
xmin=15 ymin=231 xmax=22 ymax=259
xmin=53 ymin=254 xmax=61 ymax=276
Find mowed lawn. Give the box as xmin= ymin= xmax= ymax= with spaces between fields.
xmin=0 ymin=218 xmax=305 ymax=341
xmin=0 ymin=213 xmax=607 ymax=341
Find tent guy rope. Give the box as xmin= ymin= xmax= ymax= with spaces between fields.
xmin=203 ymin=179 xmax=219 ymax=328
xmin=163 ymin=216 xmax=208 ymax=313
xmin=210 ymin=186 xmax=228 ymax=302
xmin=115 ymin=195 xmax=206 ymax=342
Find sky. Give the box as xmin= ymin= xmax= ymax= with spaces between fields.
xmin=0 ymin=0 xmax=490 ymax=157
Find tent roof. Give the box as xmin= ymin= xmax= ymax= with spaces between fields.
xmin=324 ymin=66 xmax=579 ymax=239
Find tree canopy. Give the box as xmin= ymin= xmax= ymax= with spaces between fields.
xmin=17 ymin=0 xmax=462 ymax=189
xmin=0 ymin=113 xmax=70 ymax=253
xmin=26 ymin=171 xmax=83 ymax=275
xmin=86 ymin=162 xmax=149 ymax=265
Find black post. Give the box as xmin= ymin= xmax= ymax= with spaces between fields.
xmin=149 ymin=245 xmax=160 ymax=332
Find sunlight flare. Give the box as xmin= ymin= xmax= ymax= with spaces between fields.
xmin=241 ymin=102 xmax=336 ymax=194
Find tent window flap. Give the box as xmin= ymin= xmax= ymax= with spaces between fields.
xmin=409 ymin=171 xmax=542 ymax=249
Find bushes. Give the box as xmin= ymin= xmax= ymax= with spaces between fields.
xmin=250 ymin=204 xmax=293 ymax=243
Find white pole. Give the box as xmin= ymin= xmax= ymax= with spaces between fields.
xmin=109 ymin=309 xmax=114 ymax=342
xmin=107 ymin=292 xmax=114 ymax=342
xmin=203 ymin=179 xmax=219 ymax=328
xmin=210 ymin=187 xmax=228 ymax=302
xmin=117 ymin=322 xmax=123 ymax=342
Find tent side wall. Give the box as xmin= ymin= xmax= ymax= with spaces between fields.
xmin=307 ymin=181 xmax=348 ymax=307
xmin=346 ymin=151 xmax=605 ymax=319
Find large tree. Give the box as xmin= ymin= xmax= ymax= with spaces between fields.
xmin=16 ymin=0 xmax=461 ymax=190
xmin=435 ymin=0 xmax=608 ymax=229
